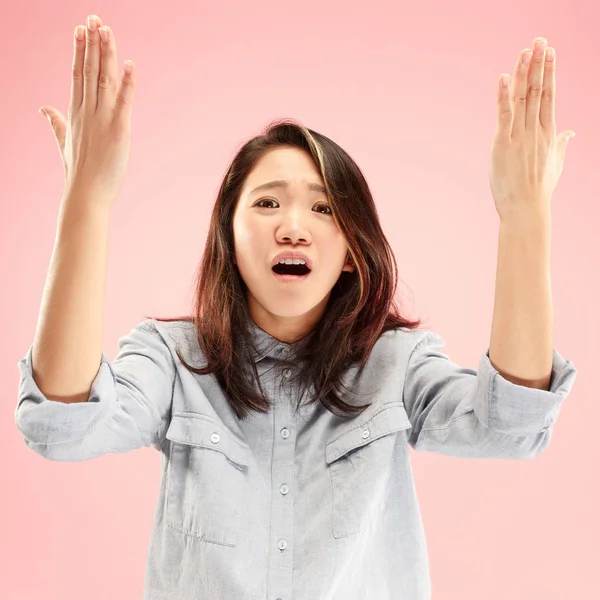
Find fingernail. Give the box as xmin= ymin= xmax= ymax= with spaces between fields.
xmin=87 ymin=15 xmax=97 ymax=32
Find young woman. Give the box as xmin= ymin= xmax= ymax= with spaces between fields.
xmin=15 ymin=14 xmax=577 ymax=600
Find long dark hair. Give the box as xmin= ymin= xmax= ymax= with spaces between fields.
xmin=146 ymin=118 xmax=426 ymax=420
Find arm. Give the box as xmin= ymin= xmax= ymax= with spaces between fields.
xmin=31 ymin=191 xmax=111 ymax=404
xmin=401 ymin=327 xmax=576 ymax=460
xmin=489 ymin=211 xmax=553 ymax=391
xmin=18 ymin=193 xmax=175 ymax=460
xmin=16 ymin=319 xmax=176 ymax=460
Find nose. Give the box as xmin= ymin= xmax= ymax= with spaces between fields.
xmin=276 ymin=207 xmax=311 ymax=244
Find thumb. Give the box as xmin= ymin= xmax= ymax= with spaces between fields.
xmin=554 ymin=130 xmax=575 ymax=177
xmin=39 ymin=106 xmax=66 ymax=154
xmin=560 ymin=129 xmax=576 ymax=151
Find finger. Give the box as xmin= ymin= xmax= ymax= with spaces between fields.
xmin=496 ymin=73 xmax=513 ymax=141
xmin=70 ymin=26 xmax=86 ymax=112
xmin=526 ymin=38 xmax=547 ymax=132
xmin=83 ymin=15 xmax=103 ymax=112
xmin=114 ymin=60 xmax=136 ymax=126
xmin=512 ymin=48 xmax=532 ymax=138
xmin=97 ymin=26 xmax=119 ymax=114
xmin=540 ymin=46 xmax=556 ymax=133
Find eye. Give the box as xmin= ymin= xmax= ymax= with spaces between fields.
xmin=254 ymin=198 xmax=332 ymax=215
xmin=255 ymin=198 xmax=278 ymax=208
xmin=314 ymin=203 xmax=332 ymax=215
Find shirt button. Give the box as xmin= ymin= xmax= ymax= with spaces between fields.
xmin=210 ymin=433 xmax=220 ymax=444
xmin=280 ymin=428 xmax=290 ymax=439
xmin=280 ymin=484 xmax=289 ymax=495
xmin=361 ymin=429 xmax=370 ymax=439
xmin=278 ymin=539 xmax=288 ymax=551
xmin=283 ymin=369 xmax=291 ymax=378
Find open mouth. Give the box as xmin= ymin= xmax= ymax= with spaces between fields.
xmin=272 ymin=262 xmax=311 ymax=281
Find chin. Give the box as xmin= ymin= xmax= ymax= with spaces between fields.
xmin=258 ymin=298 xmax=320 ymax=319
xmin=247 ymin=284 xmax=330 ymax=320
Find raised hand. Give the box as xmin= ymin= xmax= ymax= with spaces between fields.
xmin=489 ymin=37 xmax=575 ymax=222
xmin=39 ymin=15 xmax=136 ymax=208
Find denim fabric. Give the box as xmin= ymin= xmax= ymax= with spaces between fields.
xmin=14 ymin=319 xmax=577 ymax=600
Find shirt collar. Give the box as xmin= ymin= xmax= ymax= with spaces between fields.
xmin=245 ymin=319 xmax=301 ymax=363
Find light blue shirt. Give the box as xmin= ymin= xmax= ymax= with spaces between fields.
xmin=15 ymin=319 xmax=577 ymax=599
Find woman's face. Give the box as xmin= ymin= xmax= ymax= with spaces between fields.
xmin=232 ymin=145 xmax=354 ymax=344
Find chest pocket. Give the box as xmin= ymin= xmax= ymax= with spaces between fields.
xmin=164 ymin=412 xmax=251 ymax=547
xmin=325 ymin=402 xmax=412 ymax=539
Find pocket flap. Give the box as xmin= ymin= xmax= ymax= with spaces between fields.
xmin=325 ymin=403 xmax=412 ymax=465
xmin=166 ymin=412 xmax=251 ymax=468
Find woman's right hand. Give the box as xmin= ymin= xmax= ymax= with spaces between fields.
xmin=40 ymin=15 xmax=136 ymax=209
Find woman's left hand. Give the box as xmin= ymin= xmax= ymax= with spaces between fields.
xmin=489 ymin=37 xmax=575 ymax=222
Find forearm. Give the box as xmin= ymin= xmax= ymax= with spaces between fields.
xmin=32 ymin=192 xmax=112 ymax=403
xmin=488 ymin=211 xmax=553 ymax=390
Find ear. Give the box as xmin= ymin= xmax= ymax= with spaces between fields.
xmin=342 ymin=255 xmax=355 ymax=272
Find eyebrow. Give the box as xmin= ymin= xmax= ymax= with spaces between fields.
xmin=249 ymin=180 xmax=327 ymax=195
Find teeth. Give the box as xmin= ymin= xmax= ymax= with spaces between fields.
xmin=277 ymin=259 xmax=306 ymax=265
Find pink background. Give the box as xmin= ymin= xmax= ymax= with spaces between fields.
xmin=2 ymin=0 xmax=598 ymax=598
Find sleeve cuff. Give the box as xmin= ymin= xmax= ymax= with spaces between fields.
xmin=474 ymin=347 xmax=577 ymax=436
xmin=14 ymin=344 xmax=117 ymax=446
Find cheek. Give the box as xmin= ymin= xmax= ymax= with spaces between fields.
xmin=326 ymin=229 xmax=350 ymax=264
xmin=233 ymin=216 xmax=265 ymax=266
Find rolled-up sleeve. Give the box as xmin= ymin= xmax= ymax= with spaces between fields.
xmin=402 ymin=331 xmax=577 ymax=460
xmin=14 ymin=320 xmax=175 ymax=461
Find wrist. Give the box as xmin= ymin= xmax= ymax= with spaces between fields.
xmin=499 ymin=207 xmax=551 ymax=232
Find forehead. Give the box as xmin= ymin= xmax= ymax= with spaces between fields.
xmin=243 ymin=146 xmax=324 ymax=192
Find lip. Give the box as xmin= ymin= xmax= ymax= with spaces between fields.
xmin=272 ymin=271 xmax=310 ymax=283
xmin=271 ymin=251 xmax=313 ymax=271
